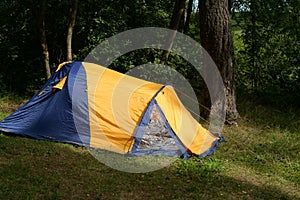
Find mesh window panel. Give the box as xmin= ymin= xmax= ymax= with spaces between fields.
xmin=136 ymin=105 xmax=179 ymax=151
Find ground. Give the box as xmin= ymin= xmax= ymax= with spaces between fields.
xmin=0 ymin=95 xmax=299 ymax=199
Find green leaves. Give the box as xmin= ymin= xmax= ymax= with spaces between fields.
xmin=233 ymin=0 xmax=300 ymax=99
xmin=0 ymin=0 xmax=174 ymax=94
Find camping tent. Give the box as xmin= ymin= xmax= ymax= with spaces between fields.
xmin=0 ymin=61 xmax=223 ymax=158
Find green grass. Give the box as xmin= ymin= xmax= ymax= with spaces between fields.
xmin=0 ymin=95 xmax=299 ymax=199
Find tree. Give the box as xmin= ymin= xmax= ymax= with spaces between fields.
xmin=66 ymin=0 xmax=78 ymax=61
xmin=36 ymin=0 xmax=51 ymax=79
xmin=160 ymin=0 xmax=186 ymax=65
xmin=183 ymin=0 xmax=194 ymax=34
xmin=233 ymin=0 xmax=300 ymax=101
xmin=199 ymin=0 xmax=239 ymax=123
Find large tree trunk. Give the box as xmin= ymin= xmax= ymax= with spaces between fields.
xmin=37 ymin=0 xmax=51 ymax=79
xmin=199 ymin=0 xmax=239 ymax=123
xmin=160 ymin=0 xmax=186 ymax=65
xmin=66 ymin=0 xmax=78 ymax=62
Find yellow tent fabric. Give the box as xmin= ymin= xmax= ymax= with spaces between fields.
xmin=83 ymin=62 xmax=163 ymax=153
xmin=81 ymin=62 xmax=221 ymax=156
xmin=154 ymin=86 xmax=214 ymax=155
xmin=53 ymin=76 xmax=67 ymax=90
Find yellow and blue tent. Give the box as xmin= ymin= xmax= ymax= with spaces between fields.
xmin=0 ymin=62 xmax=224 ymax=158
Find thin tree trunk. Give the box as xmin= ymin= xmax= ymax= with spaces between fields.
xmin=160 ymin=0 xmax=186 ymax=65
xmin=183 ymin=0 xmax=193 ymax=34
xmin=199 ymin=0 xmax=239 ymax=123
xmin=249 ymin=0 xmax=259 ymax=90
xmin=66 ymin=0 xmax=78 ymax=61
xmin=37 ymin=0 xmax=51 ymax=79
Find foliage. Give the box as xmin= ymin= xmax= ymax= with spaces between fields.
xmin=0 ymin=0 xmax=44 ymax=94
xmin=232 ymin=0 xmax=300 ymax=102
xmin=0 ymin=0 xmax=299 ymax=108
xmin=0 ymin=0 xmax=174 ymax=94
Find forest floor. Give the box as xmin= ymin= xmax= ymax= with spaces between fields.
xmin=0 ymin=94 xmax=299 ymax=199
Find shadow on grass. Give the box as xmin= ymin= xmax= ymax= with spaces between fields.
xmin=0 ymin=134 xmax=297 ymax=200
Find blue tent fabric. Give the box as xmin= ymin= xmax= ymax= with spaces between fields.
xmin=0 ymin=62 xmax=89 ymax=146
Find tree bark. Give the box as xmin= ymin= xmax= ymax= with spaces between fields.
xmin=199 ymin=0 xmax=239 ymax=123
xmin=183 ymin=0 xmax=193 ymax=34
xmin=37 ymin=0 xmax=51 ymax=79
xmin=66 ymin=0 xmax=78 ymax=61
xmin=160 ymin=0 xmax=186 ymax=65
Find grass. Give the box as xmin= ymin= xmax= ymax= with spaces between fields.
xmin=0 ymin=95 xmax=299 ymax=199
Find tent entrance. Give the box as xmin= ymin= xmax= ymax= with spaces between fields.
xmin=130 ymin=99 xmax=187 ymax=157
xmin=136 ymin=104 xmax=178 ymax=151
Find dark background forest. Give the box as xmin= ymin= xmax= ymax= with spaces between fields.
xmin=0 ymin=0 xmax=299 ymax=107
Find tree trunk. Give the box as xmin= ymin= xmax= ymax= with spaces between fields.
xmin=183 ymin=0 xmax=193 ymax=34
xmin=199 ymin=0 xmax=239 ymax=123
xmin=37 ymin=0 xmax=51 ymax=79
xmin=249 ymin=0 xmax=259 ymax=90
xmin=66 ymin=0 xmax=78 ymax=62
xmin=160 ymin=0 xmax=186 ymax=65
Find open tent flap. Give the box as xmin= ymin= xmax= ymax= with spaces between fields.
xmin=130 ymin=99 xmax=187 ymax=157
xmin=52 ymin=76 xmax=67 ymax=90
xmin=51 ymin=62 xmax=73 ymax=91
